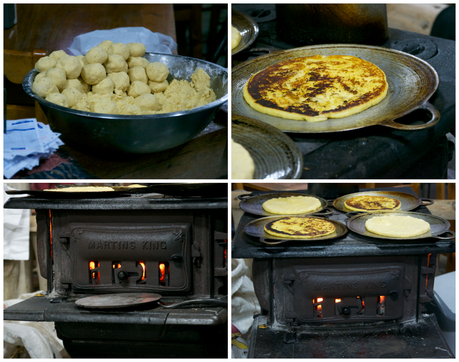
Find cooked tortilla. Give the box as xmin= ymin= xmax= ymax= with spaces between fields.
xmin=344 ymin=195 xmax=401 ymax=212
xmin=365 ymin=214 xmax=431 ymax=238
xmin=264 ymin=216 xmax=335 ymax=239
xmin=244 ymin=54 xmax=388 ymax=122
xmin=262 ymin=196 xmax=321 ymax=215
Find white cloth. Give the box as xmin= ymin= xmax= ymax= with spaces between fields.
xmin=68 ymin=27 xmax=177 ymax=56
xmin=231 ymin=259 xmax=260 ymax=335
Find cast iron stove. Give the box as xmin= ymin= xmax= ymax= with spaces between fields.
xmin=4 ymin=185 xmax=228 ymax=358
xmin=232 ymin=186 xmax=455 ymax=358
xmin=232 ymin=5 xmax=455 ymax=179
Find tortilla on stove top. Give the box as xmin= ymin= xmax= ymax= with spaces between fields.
xmin=243 ymin=54 xmax=388 ymax=122
xmin=344 ymin=195 xmax=401 ymax=211
xmin=365 ymin=214 xmax=431 ymax=238
xmin=264 ymin=216 xmax=335 ymax=239
xmin=262 ymin=195 xmax=321 ymax=215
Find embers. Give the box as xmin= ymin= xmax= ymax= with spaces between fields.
xmin=312 ymin=295 xmax=389 ymax=319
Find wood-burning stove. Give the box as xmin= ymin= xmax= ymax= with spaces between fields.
xmin=232 ymin=186 xmax=455 ymax=358
xmin=4 ymin=184 xmax=228 ymax=358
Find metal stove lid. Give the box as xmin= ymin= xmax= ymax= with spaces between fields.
xmin=75 ymin=293 xmax=162 ymax=310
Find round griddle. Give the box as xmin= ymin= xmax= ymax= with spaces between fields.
xmin=347 ymin=211 xmax=454 ymax=240
xmin=75 ymin=293 xmax=162 ymax=310
xmin=232 ymin=10 xmax=259 ymax=56
xmin=232 ymin=44 xmax=439 ymax=133
xmin=244 ymin=215 xmax=348 ymax=244
xmin=333 ymin=191 xmax=434 ymax=213
xmin=238 ymin=192 xmax=332 ymax=217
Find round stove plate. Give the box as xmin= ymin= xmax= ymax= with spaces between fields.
xmin=75 ymin=293 xmax=162 ymax=309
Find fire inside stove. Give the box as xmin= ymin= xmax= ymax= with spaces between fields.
xmin=312 ymin=295 xmax=389 ymax=318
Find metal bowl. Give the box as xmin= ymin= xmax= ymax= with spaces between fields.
xmin=23 ymin=53 xmax=228 ymax=154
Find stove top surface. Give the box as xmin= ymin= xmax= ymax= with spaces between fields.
xmin=232 ymin=187 xmax=455 ymax=258
xmin=232 ymin=5 xmax=455 ymax=179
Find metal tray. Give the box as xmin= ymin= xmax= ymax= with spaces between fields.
xmin=232 ymin=44 xmax=440 ymax=133
xmin=238 ymin=192 xmax=332 ymax=217
xmin=232 ymin=10 xmax=259 ymax=56
xmin=232 ymin=114 xmax=303 ymax=179
xmin=23 ymin=52 xmax=228 ymax=154
xmin=333 ymin=190 xmax=434 ymax=213
xmin=244 ymin=215 xmax=348 ymax=244
xmin=347 ymin=211 xmax=455 ymax=240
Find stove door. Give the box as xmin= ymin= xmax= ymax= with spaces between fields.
xmin=66 ymin=223 xmax=192 ymax=293
xmin=282 ymin=263 xmax=406 ymax=323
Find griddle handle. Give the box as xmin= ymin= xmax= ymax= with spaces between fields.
xmin=420 ymin=198 xmax=434 ymax=206
xmin=434 ymin=230 xmax=455 ymax=240
xmin=312 ymin=208 xmax=334 ymax=217
xmin=345 ymin=211 xmax=362 ymax=218
xmin=237 ymin=194 xmax=252 ymax=201
xmin=259 ymin=236 xmax=289 ymax=246
xmin=381 ymin=101 xmax=440 ymax=130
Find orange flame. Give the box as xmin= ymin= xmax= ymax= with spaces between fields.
xmin=139 ymin=262 xmax=146 ymax=280
xmin=379 ymin=295 xmax=386 ymax=303
xmin=159 ymin=263 xmax=166 ymax=283
xmin=335 ymin=298 xmax=341 ymax=303
xmin=317 ymin=297 xmax=323 ymax=303
xmin=89 ymin=261 xmax=96 ymax=270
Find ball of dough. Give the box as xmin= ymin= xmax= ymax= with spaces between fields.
xmin=104 ymin=54 xmax=127 ymax=74
xmin=56 ymin=55 xmax=82 ymax=79
xmin=97 ymin=40 xmax=114 ymax=52
xmin=128 ymin=81 xmax=151 ymax=98
xmin=108 ymin=42 xmax=130 ymax=60
xmin=149 ymin=79 xmax=169 ymax=93
xmin=108 ymin=71 xmax=130 ymax=93
xmin=92 ymin=76 xmax=114 ymax=95
xmin=32 ymin=77 xmax=59 ymax=98
xmin=81 ymin=63 xmax=106 ymax=85
xmin=134 ymin=93 xmax=160 ymax=111
xmin=127 ymin=57 xmax=150 ymax=69
xmin=92 ymin=98 xmax=118 ymax=114
xmin=49 ymin=50 xmax=67 ymax=61
xmin=121 ymin=103 xmax=142 ymax=115
xmin=62 ymin=87 xmax=83 ymax=107
xmin=64 ymin=78 xmax=90 ymax=93
xmin=128 ymin=66 xmax=148 ymax=84
xmin=146 ymin=62 xmax=169 ymax=82
xmin=45 ymin=67 xmax=67 ymax=90
xmin=76 ymin=55 xmax=88 ymax=68
xmin=34 ymin=72 xmax=46 ymax=82
xmin=85 ymin=46 xmax=108 ymax=64
xmin=35 ymin=56 xmax=57 ymax=73
xmin=127 ymin=42 xmax=146 ymax=57
xmin=45 ymin=93 xmax=70 ymax=107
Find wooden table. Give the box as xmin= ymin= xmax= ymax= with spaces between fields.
xmin=5 ymin=4 xmax=228 ymax=179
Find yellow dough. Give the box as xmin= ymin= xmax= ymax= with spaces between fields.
xmin=365 ymin=214 xmax=431 ymax=238
xmin=231 ymin=25 xmax=242 ymax=50
xmin=264 ymin=216 xmax=335 ymax=239
xmin=244 ymin=54 xmax=388 ymax=122
xmin=231 ymin=139 xmax=255 ymax=179
xmin=262 ymin=196 xmax=322 ymax=215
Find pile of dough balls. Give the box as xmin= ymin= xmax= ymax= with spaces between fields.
xmin=32 ymin=40 xmax=217 ymax=115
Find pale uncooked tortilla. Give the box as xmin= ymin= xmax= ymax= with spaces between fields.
xmin=231 ymin=139 xmax=255 ymax=179
xmin=262 ymin=196 xmax=322 ymax=215
xmin=231 ymin=25 xmax=242 ymax=50
xmin=44 ymin=186 xmax=114 ymax=192
xmin=365 ymin=214 xmax=431 ymax=238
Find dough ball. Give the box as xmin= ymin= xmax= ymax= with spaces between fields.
xmin=146 ymin=62 xmax=169 ymax=82
xmin=35 ymin=56 xmax=57 ymax=73
xmin=128 ymin=66 xmax=148 ymax=84
xmin=127 ymin=81 xmax=151 ymax=98
xmin=127 ymin=57 xmax=150 ymax=69
xmin=97 ymin=40 xmax=114 ymax=52
xmin=34 ymin=72 xmax=46 ymax=82
xmin=56 ymin=55 xmax=82 ymax=79
xmin=81 ymin=63 xmax=106 ymax=85
xmin=108 ymin=42 xmax=130 ymax=60
xmin=76 ymin=55 xmax=88 ymax=68
xmin=104 ymin=54 xmax=127 ymax=73
xmin=64 ymin=78 xmax=90 ymax=93
xmin=92 ymin=76 xmax=114 ymax=95
xmin=108 ymin=71 xmax=130 ymax=93
xmin=118 ymin=103 xmax=142 ymax=115
xmin=45 ymin=92 xmax=70 ymax=107
xmin=127 ymin=42 xmax=146 ymax=57
xmin=85 ymin=46 xmax=108 ymax=64
xmin=45 ymin=67 xmax=67 ymax=90
xmin=92 ymin=98 xmax=118 ymax=114
xmin=32 ymin=77 xmax=59 ymax=98
xmin=49 ymin=50 xmax=68 ymax=61
xmin=149 ymin=80 xmax=169 ymax=93
xmin=134 ymin=93 xmax=160 ymax=111
xmin=62 ymin=87 xmax=83 ymax=107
